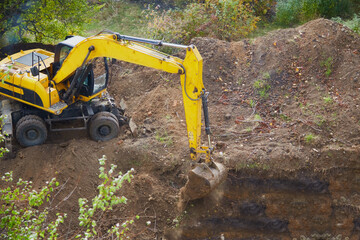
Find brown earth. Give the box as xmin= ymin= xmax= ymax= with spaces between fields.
xmin=1 ymin=18 xmax=360 ymax=239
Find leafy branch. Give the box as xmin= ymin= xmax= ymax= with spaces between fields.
xmin=0 ymin=155 xmax=136 ymax=239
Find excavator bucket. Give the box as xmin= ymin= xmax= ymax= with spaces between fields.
xmin=180 ymin=161 xmax=227 ymax=201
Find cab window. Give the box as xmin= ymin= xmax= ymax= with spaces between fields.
xmin=59 ymin=46 xmax=72 ymax=66
xmin=92 ymin=58 xmax=108 ymax=94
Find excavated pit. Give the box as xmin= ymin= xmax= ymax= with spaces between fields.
xmin=176 ymin=167 xmax=360 ymax=239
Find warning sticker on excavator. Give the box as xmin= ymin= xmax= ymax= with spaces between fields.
xmin=188 ymin=131 xmax=194 ymax=141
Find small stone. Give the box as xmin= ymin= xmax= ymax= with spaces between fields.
xmin=60 ymin=142 xmax=69 ymax=148
xmin=144 ymin=117 xmax=153 ymax=124
xmin=216 ymin=142 xmax=227 ymax=150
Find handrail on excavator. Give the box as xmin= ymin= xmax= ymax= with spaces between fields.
xmin=96 ymin=30 xmax=189 ymax=49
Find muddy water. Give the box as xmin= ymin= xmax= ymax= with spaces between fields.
xmin=178 ymin=168 xmax=360 ymax=240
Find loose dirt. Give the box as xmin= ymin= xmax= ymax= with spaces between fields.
xmin=1 ymin=18 xmax=360 ymax=239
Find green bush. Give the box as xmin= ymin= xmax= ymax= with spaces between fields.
xmin=0 ymin=156 xmax=135 ymax=239
xmin=130 ymin=0 xmax=192 ymax=8
xmin=275 ymin=0 xmax=302 ymax=26
xmin=146 ymin=0 xmax=260 ymax=44
xmin=318 ymin=0 xmax=353 ymax=19
xmin=248 ymin=0 xmax=277 ymax=21
xmin=0 ymin=173 xmax=65 ymax=239
xmin=333 ymin=14 xmax=360 ymax=34
xmin=275 ymin=0 xmax=354 ymax=26
xmin=0 ymin=0 xmax=101 ymax=44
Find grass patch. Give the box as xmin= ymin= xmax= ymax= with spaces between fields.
xmin=315 ymin=115 xmax=326 ymax=127
xmin=280 ymin=114 xmax=291 ymax=122
xmin=320 ymin=57 xmax=333 ymax=77
xmin=249 ymin=99 xmax=256 ymax=108
xmin=253 ymin=78 xmax=271 ymax=98
xmin=155 ymin=129 xmax=173 ymax=146
xmin=323 ymin=96 xmax=333 ymax=104
xmin=304 ymin=133 xmax=317 ymax=143
xmin=84 ymin=0 xmax=147 ymax=37
xmin=247 ymin=22 xmax=282 ymax=39
xmin=254 ymin=114 xmax=263 ymax=121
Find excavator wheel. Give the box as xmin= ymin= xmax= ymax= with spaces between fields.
xmin=16 ymin=115 xmax=48 ymax=147
xmin=89 ymin=112 xmax=120 ymax=141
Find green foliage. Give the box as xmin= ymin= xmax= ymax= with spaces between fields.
xmin=248 ymin=0 xmax=277 ymax=21
xmin=245 ymin=127 xmax=253 ymax=132
xmin=315 ymin=114 xmax=326 ymax=127
xmin=262 ymin=72 xmax=270 ymax=79
xmin=304 ymin=133 xmax=316 ymax=143
xmin=0 ymin=172 xmax=65 ymax=239
xmin=249 ymin=99 xmax=256 ymax=108
xmin=323 ymin=96 xmax=333 ymax=104
xmin=253 ymin=76 xmax=271 ymax=98
xmin=77 ymin=155 xmax=135 ymax=239
xmin=254 ymin=114 xmax=263 ymax=121
xmin=275 ymin=0 xmax=303 ymax=26
xmin=205 ymin=0 xmax=260 ymax=40
xmin=146 ymin=0 xmax=260 ymax=44
xmin=0 ymin=0 xmax=101 ymax=44
xmin=155 ymin=129 xmax=173 ymax=146
xmin=130 ymin=0 xmax=193 ymax=8
xmin=280 ymin=113 xmax=291 ymax=122
xmin=320 ymin=57 xmax=333 ymax=77
xmin=0 ymin=155 xmax=135 ymax=239
xmin=275 ymin=0 xmax=354 ymax=26
xmin=84 ymin=0 xmax=146 ymax=37
xmin=0 ymin=65 xmax=13 ymax=83
xmin=333 ymin=14 xmax=360 ymax=34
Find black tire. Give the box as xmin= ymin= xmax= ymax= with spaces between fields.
xmin=91 ymin=111 xmax=118 ymax=122
xmin=89 ymin=112 xmax=119 ymax=141
xmin=16 ymin=115 xmax=47 ymax=147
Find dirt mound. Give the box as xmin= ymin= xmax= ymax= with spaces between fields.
xmin=1 ymin=18 xmax=360 ymax=239
xmin=191 ymin=18 xmax=360 ymax=171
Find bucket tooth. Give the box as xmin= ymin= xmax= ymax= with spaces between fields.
xmin=180 ymin=161 xmax=227 ymax=201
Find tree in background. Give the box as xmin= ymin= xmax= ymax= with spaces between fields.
xmin=0 ymin=0 xmax=100 ymax=44
xmin=145 ymin=0 xmax=275 ymax=45
xmin=275 ymin=0 xmax=359 ymax=26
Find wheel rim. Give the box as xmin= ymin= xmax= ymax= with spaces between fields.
xmin=98 ymin=125 xmax=111 ymax=136
xmin=26 ymin=129 xmax=39 ymax=140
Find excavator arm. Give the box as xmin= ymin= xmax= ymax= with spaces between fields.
xmin=54 ymin=32 xmax=209 ymax=162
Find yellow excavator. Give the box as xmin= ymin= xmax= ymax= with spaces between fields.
xmin=0 ymin=31 xmax=227 ymax=200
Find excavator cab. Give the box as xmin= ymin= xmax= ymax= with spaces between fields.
xmin=53 ymin=36 xmax=86 ymax=76
xmin=52 ymin=36 xmax=110 ymax=102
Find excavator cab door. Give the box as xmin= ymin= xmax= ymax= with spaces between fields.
xmin=78 ymin=57 xmax=109 ymax=97
xmin=78 ymin=66 xmax=94 ymax=97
